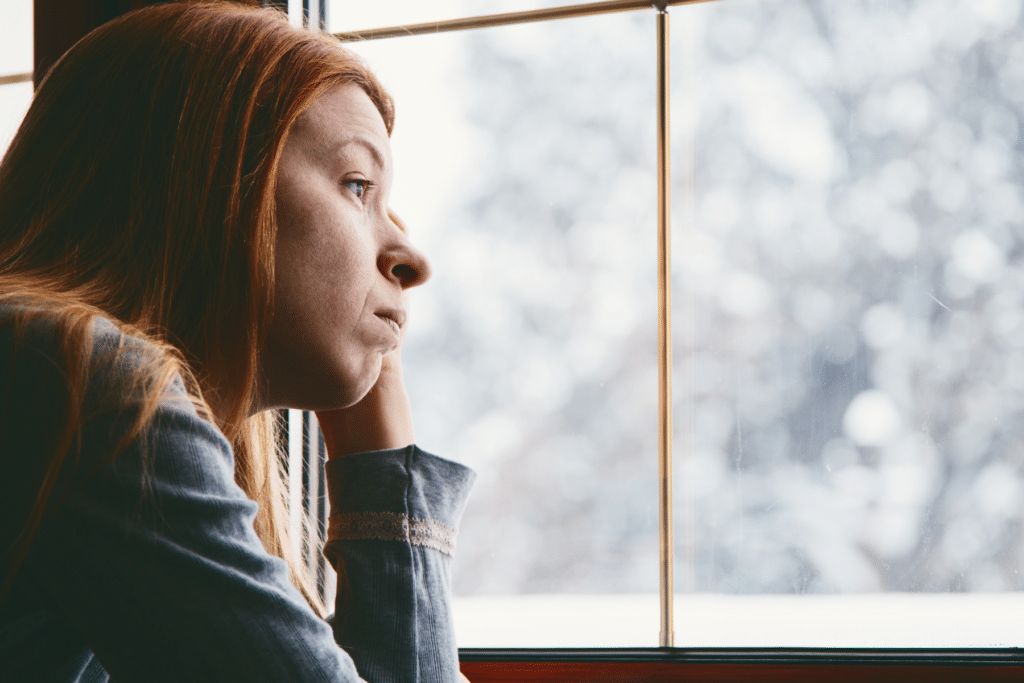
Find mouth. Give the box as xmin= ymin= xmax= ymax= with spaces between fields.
xmin=375 ymin=310 xmax=405 ymax=336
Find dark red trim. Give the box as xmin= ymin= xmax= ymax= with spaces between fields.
xmin=460 ymin=649 xmax=1024 ymax=682
xmin=460 ymin=661 xmax=1024 ymax=682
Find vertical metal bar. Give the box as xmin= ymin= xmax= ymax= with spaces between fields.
xmin=301 ymin=410 xmax=313 ymax=568
xmin=300 ymin=0 xmax=326 ymax=602
xmin=303 ymin=0 xmax=324 ymax=30
xmin=288 ymin=409 xmax=303 ymax=560
xmin=655 ymin=4 xmax=675 ymax=649
xmin=307 ymin=415 xmax=325 ymax=600
xmin=303 ymin=411 xmax=325 ymax=599
xmin=318 ymin=427 xmax=337 ymax=607
xmin=297 ymin=0 xmax=329 ymax=611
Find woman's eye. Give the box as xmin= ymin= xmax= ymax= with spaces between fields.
xmin=342 ymin=179 xmax=368 ymax=199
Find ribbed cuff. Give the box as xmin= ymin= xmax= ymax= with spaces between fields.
xmin=325 ymin=445 xmax=475 ymax=552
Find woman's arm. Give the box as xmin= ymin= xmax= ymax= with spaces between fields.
xmin=317 ymin=351 xmax=476 ymax=683
xmin=321 ymin=445 xmax=474 ymax=682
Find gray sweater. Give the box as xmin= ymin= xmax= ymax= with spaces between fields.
xmin=0 ymin=309 xmax=474 ymax=682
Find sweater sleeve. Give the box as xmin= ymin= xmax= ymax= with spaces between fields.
xmin=324 ymin=447 xmax=475 ymax=683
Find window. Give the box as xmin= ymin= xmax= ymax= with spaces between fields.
xmin=0 ymin=1 xmax=33 ymax=156
xmin=328 ymin=0 xmax=1024 ymax=666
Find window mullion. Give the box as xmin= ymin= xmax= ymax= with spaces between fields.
xmin=655 ymin=4 xmax=675 ymax=649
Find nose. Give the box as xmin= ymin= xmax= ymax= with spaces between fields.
xmin=382 ymin=243 xmax=432 ymax=289
xmin=380 ymin=210 xmax=432 ymax=289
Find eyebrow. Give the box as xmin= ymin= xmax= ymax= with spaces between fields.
xmin=331 ymin=136 xmax=386 ymax=171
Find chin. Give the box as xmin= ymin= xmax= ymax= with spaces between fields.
xmin=262 ymin=352 xmax=383 ymax=412
xmin=340 ymin=377 xmax=377 ymax=408
xmin=323 ymin=357 xmax=383 ymax=410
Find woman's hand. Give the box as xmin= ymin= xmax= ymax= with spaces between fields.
xmin=315 ymin=349 xmax=415 ymax=459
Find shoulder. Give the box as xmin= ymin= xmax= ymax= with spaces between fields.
xmin=0 ymin=300 xmax=226 ymax=552
xmin=0 ymin=298 xmax=234 ymax=523
xmin=0 ymin=297 xmax=150 ymax=366
xmin=0 ymin=298 xmax=219 ymax=462
xmin=0 ymin=298 xmax=192 ymax=404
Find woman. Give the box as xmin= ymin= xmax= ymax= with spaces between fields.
xmin=0 ymin=2 xmax=473 ymax=681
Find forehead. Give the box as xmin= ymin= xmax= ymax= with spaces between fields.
xmin=288 ymin=83 xmax=391 ymax=164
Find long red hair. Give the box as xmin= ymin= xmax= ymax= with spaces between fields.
xmin=0 ymin=1 xmax=394 ymax=614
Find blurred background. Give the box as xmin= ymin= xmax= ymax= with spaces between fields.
xmin=326 ymin=0 xmax=1024 ymax=645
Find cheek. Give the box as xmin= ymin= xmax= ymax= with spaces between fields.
xmin=264 ymin=255 xmax=382 ymax=409
xmin=276 ymin=203 xmax=344 ymax=309
xmin=276 ymin=225 xmax=375 ymax=349
xmin=274 ymin=182 xmax=378 ymax=342
xmin=307 ymin=238 xmax=370 ymax=320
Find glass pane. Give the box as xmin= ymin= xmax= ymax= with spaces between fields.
xmin=674 ymin=0 xmax=1024 ymax=647
xmin=333 ymin=6 xmax=662 ymax=647
xmin=0 ymin=0 xmax=33 ymax=75
xmin=0 ymin=0 xmax=32 ymax=157
xmin=0 ymin=83 xmax=32 ymax=159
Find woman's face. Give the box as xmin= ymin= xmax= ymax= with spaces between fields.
xmin=262 ymin=83 xmax=431 ymax=411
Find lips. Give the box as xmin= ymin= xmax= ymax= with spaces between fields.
xmin=375 ymin=309 xmax=405 ymax=335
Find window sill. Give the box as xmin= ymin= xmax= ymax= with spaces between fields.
xmin=459 ymin=648 xmax=1024 ymax=682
